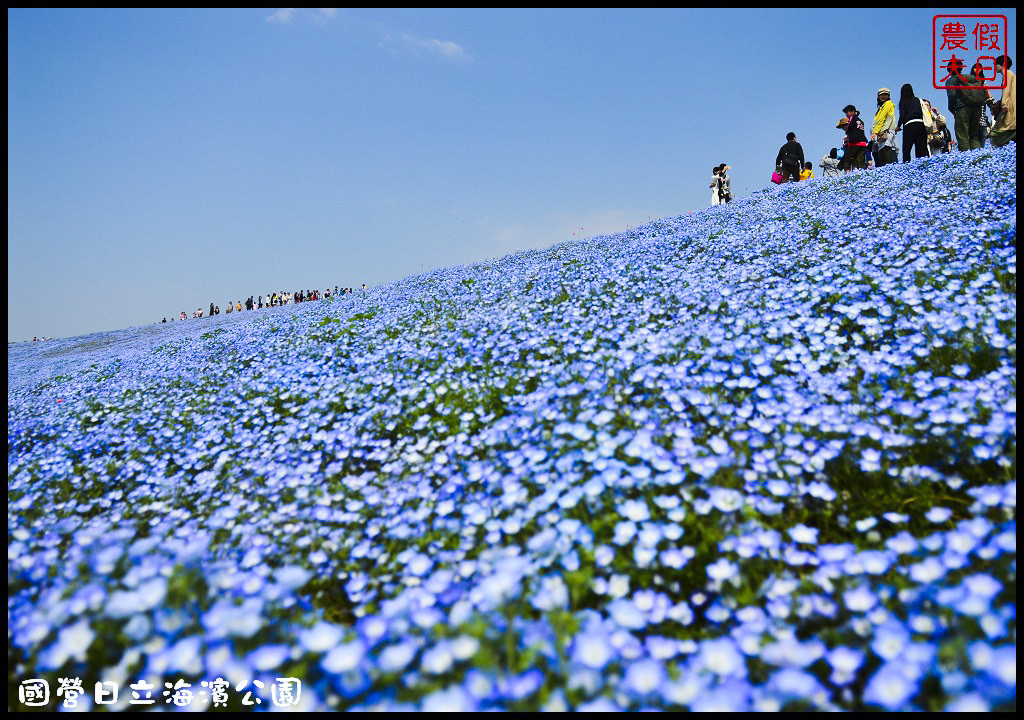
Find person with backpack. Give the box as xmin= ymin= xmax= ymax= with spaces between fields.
xmin=945 ymin=58 xmax=984 ymax=150
xmin=775 ymin=132 xmax=804 ymax=183
xmin=989 ymin=55 xmax=1016 ymax=148
xmin=840 ymin=106 xmax=869 ymax=171
xmin=895 ymin=84 xmax=929 ymax=162
xmin=871 ymin=88 xmax=898 ymax=167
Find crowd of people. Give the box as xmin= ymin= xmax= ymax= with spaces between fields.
xmin=714 ymin=55 xmax=1016 ymax=202
xmin=161 ymin=284 xmax=368 ymax=324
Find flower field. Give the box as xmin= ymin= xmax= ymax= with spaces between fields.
xmin=7 ymin=145 xmax=1016 ymax=711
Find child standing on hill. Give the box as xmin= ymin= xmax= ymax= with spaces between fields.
xmin=820 ymin=149 xmax=841 ymax=178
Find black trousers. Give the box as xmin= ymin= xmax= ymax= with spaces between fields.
xmin=874 ymin=146 xmax=897 ymax=167
xmin=902 ymin=122 xmax=928 ymax=162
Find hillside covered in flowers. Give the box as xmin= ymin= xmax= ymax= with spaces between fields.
xmin=7 ymin=145 xmax=1016 ymax=711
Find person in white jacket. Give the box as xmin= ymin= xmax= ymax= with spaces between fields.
xmin=709 ymin=167 xmax=722 ymax=205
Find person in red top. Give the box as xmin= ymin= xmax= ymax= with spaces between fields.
xmin=841 ymin=105 xmax=869 ymax=171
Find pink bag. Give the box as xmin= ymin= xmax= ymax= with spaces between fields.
xmin=771 ymin=171 xmax=784 ymax=184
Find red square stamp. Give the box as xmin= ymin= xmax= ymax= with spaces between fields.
xmin=933 ymin=14 xmax=1009 ymax=90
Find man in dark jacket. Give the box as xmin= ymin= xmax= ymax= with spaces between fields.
xmin=775 ymin=132 xmax=804 ymax=183
xmin=841 ymin=105 xmax=869 ymax=170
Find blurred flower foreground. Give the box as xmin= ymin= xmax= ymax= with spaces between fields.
xmin=8 ymin=146 xmax=1016 ymax=712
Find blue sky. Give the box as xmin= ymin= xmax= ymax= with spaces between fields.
xmin=7 ymin=8 xmax=1016 ymax=341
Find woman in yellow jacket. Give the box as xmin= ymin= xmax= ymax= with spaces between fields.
xmin=871 ymin=88 xmax=898 ymax=167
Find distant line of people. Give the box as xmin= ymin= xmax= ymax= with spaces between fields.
xmin=765 ymin=55 xmax=1014 ymax=190
xmin=160 ymin=284 xmax=368 ymax=324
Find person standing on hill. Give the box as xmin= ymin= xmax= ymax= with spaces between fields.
xmin=718 ymin=164 xmax=732 ymax=202
xmin=945 ymin=58 xmax=983 ymax=150
xmin=871 ymin=88 xmax=898 ymax=167
xmin=820 ymin=148 xmax=841 ymax=178
xmin=921 ymin=99 xmax=950 ymax=155
xmin=841 ymin=106 xmax=869 ymax=171
xmin=776 ymin=132 xmax=804 ymax=183
xmin=896 ymin=84 xmax=929 ymax=162
xmin=969 ymin=62 xmax=995 ymax=148
xmin=989 ymin=55 xmax=1016 ymax=147
xmin=800 ymin=162 xmax=814 ymax=181
xmin=709 ymin=166 xmax=722 ymax=205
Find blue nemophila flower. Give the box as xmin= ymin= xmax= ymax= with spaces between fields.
xmin=855 ymin=517 xmax=878 ymax=532
xmin=871 ymin=620 xmax=910 ymax=660
xmin=946 ymin=693 xmax=991 ymax=712
xmin=826 ymin=645 xmax=865 ymax=685
xmin=531 ymin=574 xmax=569 ymax=612
xmin=378 ymin=638 xmax=421 ymax=673
xmin=618 ymin=498 xmax=650 ymax=522
xmin=708 ymin=487 xmax=744 ymax=513
xmin=842 ymin=584 xmax=878 ymax=613
xmin=622 ymin=657 xmax=666 ymax=696
xmin=577 ymin=695 xmax=623 ymax=712
xmin=695 ymin=637 xmax=746 ymax=678
xmin=787 ymin=523 xmax=818 ymax=544
xmin=909 ymin=556 xmax=947 ymax=583
xmin=322 ymin=639 xmax=366 ymax=674
xmin=247 ymin=643 xmax=290 ymax=671
xmin=765 ymin=667 xmax=827 ymax=705
xmin=863 ymin=660 xmax=920 ymax=710
xmin=40 ymin=618 xmax=94 ymax=670
xmin=607 ymin=598 xmax=647 ymax=630
xmin=571 ymin=628 xmax=615 ymax=670
xmin=421 ymin=640 xmax=456 ymax=675
xmin=422 ymin=685 xmax=478 ymax=712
